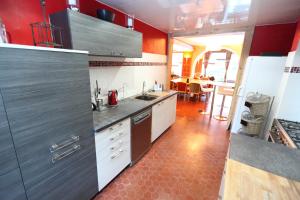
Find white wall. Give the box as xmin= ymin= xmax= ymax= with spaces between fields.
xmin=89 ymin=53 xmax=167 ymax=103
xmin=276 ymin=49 xmax=300 ymax=121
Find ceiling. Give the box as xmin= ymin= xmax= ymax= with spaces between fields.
xmin=97 ymin=0 xmax=300 ymax=34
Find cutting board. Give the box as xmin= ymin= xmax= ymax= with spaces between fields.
xmin=223 ymin=159 xmax=300 ymax=200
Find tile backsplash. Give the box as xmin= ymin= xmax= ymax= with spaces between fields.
xmin=89 ymin=53 xmax=167 ymax=104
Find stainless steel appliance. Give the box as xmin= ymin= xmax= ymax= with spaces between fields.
xmin=268 ymin=119 xmax=299 ymax=149
xmin=131 ymin=109 xmax=152 ymax=165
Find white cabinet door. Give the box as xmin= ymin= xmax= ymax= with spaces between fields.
xmin=151 ymin=95 xmax=177 ymax=143
xmin=151 ymin=102 xmax=164 ymax=142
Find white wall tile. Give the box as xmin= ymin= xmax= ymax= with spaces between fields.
xmin=89 ymin=53 xmax=167 ymax=103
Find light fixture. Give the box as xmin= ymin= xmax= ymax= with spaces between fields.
xmin=126 ymin=14 xmax=135 ymax=30
xmin=67 ymin=0 xmax=80 ymax=12
xmin=0 ymin=17 xmax=8 ymax=43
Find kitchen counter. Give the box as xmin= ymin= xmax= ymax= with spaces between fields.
xmin=93 ymin=91 xmax=177 ymax=132
xmin=229 ymin=134 xmax=300 ymax=181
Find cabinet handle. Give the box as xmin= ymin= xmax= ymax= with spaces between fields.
xmin=110 ymin=141 xmax=123 ymax=151
xmin=51 ymin=144 xmax=80 ymax=163
xmin=50 ymin=135 xmax=79 ymax=153
xmin=111 ymin=149 xmax=124 ymax=159
xmin=109 ymin=136 xmax=116 ymax=141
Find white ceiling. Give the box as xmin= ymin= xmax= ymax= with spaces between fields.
xmin=97 ymin=0 xmax=300 ymax=34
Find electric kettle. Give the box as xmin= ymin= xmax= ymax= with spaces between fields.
xmin=108 ymin=90 xmax=118 ymax=105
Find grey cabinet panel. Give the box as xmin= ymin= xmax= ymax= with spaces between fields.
xmin=0 ymin=168 xmax=27 ymax=200
xmin=50 ymin=10 xmax=142 ymax=58
xmin=0 ymin=47 xmax=98 ymax=200
xmin=26 ymin=149 xmax=97 ymax=200
xmin=0 ymin=92 xmax=19 ymax=176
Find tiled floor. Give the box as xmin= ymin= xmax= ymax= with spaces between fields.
xmin=94 ymin=97 xmax=230 ymax=200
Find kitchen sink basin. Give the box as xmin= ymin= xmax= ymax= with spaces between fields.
xmin=135 ymin=94 xmax=158 ymax=101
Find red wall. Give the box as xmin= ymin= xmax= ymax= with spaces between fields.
xmin=291 ymin=19 xmax=300 ymax=51
xmin=249 ymin=23 xmax=297 ymax=56
xmin=0 ymin=0 xmax=167 ymax=55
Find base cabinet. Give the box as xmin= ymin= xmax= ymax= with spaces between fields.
xmin=151 ymin=94 xmax=177 ymax=142
xmin=95 ymin=118 xmax=131 ymax=191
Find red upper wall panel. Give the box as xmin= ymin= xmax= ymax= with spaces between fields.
xmin=249 ymin=23 xmax=297 ymax=56
xmin=0 ymin=0 xmax=167 ymax=55
xmin=291 ymin=19 xmax=300 ymax=51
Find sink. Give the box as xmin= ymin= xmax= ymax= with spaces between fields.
xmin=135 ymin=94 xmax=158 ymax=101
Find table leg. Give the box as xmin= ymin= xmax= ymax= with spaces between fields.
xmin=214 ymin=95 xmax=228 ymax=121
xmin=209 ymin=86 xmax=216 ymax=119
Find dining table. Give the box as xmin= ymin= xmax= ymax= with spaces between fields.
xmin=171 ymin=78 xmax=235 ymax=119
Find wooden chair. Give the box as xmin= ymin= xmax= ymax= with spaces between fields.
xmin=188 ymin=83 xmax=201 ymax=101
xmin=170 ymin=80 xmax=176 ymax=90
xmin=175 ymin=82 xmax=188 ymax=100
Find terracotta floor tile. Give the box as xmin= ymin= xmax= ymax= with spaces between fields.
xmin=94 ymin=98 xmax=230 ymax=200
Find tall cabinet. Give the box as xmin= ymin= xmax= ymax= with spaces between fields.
xmin=0 ymin=92 xmax=27 ymax=200
xmin=0 ymin=45 xmax=98 ymax=200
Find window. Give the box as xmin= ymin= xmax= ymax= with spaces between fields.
xmin=171 ymin=53 xmax=183 ymax=76
xmin=202 ymin=51 xmax=239 ymax=82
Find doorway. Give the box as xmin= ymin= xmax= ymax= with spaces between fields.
xmin=169 ymin=32 xmax=245 ymax=121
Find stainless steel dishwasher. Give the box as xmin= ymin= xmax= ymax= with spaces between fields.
xmin=131 ymin=108 xmax=152 ymax=165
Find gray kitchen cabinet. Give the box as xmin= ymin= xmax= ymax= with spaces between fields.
xmin=50 ymin=9 xmax=143 ymax=58
xmin=0 ymin=46 xmax=98 ymax=200
xmin=0 ymin=168 xmax=27 ymax=200
xmin=0 ymin=92 xmax=18 ymax=176
xmin=0 ymin=92 xmax=27 ymax=200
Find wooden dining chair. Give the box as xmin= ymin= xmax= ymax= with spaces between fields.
xmin=170 ymin=81 xmax=177 ymax=90
xmin=188 ymin=83 xmax=201 ymax=101
xmin=176 ymin=82 xmax=188 ymax=100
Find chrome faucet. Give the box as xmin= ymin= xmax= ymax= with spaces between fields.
xmin=94 ymin=80 xmax=103 ymax=111
xmin=142 ymin=81 xmax=146 ymax=95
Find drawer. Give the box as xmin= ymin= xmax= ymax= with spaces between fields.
xmin=97 ymin=140 xmax=131 ymax=191
xmin=95 ymin=118 xmax=130 ymax=150
xmin=96 ymin=134 xmax=130 ymax=161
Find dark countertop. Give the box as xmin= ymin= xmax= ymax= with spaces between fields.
xmin=93 ymin=90 xmax=178 ymax=132
xmin=229 ymin=134 xmax=300 ymax=181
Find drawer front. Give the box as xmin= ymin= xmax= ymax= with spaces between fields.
xmin=97 ymin=141 xmax=131 ymax=191
xmin=0 ymin=93 xmax=18 ymax=176
xmin=96 ymin=133 xmax=130 ymax=162
xmin=95 ymin=118 xmax=130 ymax=150
xmin=0 ymin=168 xmax=27 ymax=200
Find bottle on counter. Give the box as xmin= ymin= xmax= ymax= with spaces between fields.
xmin=0 ymin=17 xmax=8 ymax=43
